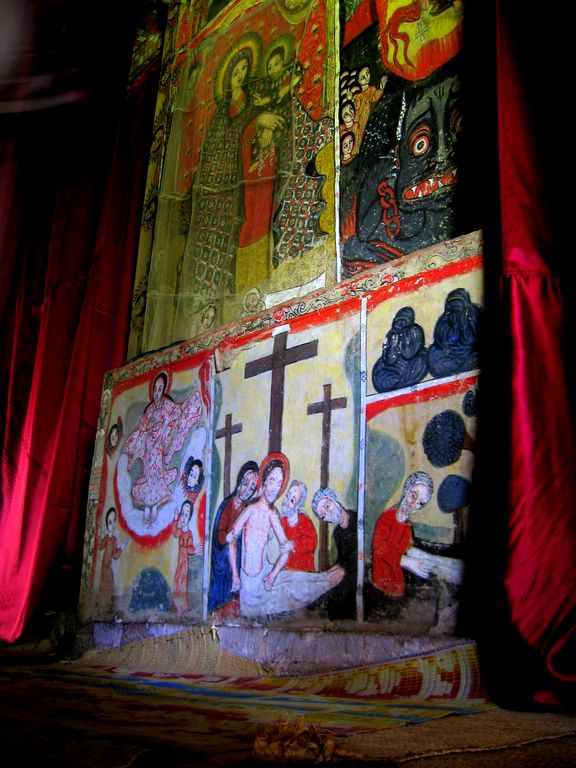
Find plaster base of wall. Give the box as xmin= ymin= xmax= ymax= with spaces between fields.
xmin=80 ymin=621 xmax=473 ymax=675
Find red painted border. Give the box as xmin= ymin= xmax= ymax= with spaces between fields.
xmin=366 ymin=373 xmax=479 ymax=420
xmin=367 ymin=254 xmax=483 ymax=313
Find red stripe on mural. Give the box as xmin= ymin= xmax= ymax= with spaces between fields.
xmin=366 ymin=373 xmax=479 ymax=420
xmin=367 ymin=254 xmax=483 ymax=313
xmin=109 ymin=350 xmax=211 ymax=399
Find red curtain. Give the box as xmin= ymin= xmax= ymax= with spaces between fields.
xmin=497 ymin=4 xmax=576 ymax=707
xmin=0 ymin=2 xmax=161 ymax=642
xmin=465 ymin=3 xmax=576 ymax=709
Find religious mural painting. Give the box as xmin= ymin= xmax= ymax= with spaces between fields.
xmin=208 ymin=307 xmax=361 ymax=624
xmin=339 ymin=0 xmax=466 ymax=278
xmin=128 ymin=0 xmax=473 ymax=363
xmin=362 ymin=250 xmax=482 ymax=634
xmin=131 ymin=0 xmax=337 ymax=356
xmin=81 ymin=355 xmax=213 ymax=622
xmin=82 ymin=231 xmax=483 ymax=633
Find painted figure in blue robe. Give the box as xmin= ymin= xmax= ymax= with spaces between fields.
xmin=208 ymin=460 xmax=259 ymax=614
xmin=427 ymin=288 xmax=480 ymax=378
xmin=372 ymin=306 xmax=428 ymax=393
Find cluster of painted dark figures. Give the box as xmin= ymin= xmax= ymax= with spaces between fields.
xmin=372 ymin=287 xmax=480 ymax=393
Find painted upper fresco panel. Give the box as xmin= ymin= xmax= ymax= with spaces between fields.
xmin=339 ymin=1 xmax=474 ymax=278
xmin=128 ymin=1 xmax=477 ymax=362
xmin=128 ymin=0 xmax=337 ymax=357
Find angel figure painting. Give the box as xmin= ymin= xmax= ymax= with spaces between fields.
xmin=122 ymin=370 xmax=203 ymax=529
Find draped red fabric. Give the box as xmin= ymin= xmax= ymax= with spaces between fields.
xmin=495 ymin=3 xmax=576 ymax=706
xmin=0 ymin=3 xmax=160 ymax=642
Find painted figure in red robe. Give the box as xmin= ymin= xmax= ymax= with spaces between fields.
xmin=172 ymin=499 xmax=199 ymax=614
xmin=371 ymin=471 xmax=434 ymax=597
xmin=98 ymin=506 xmax=124 ymax=611
xmin=280 ymin=479 xmax=317 ymax=571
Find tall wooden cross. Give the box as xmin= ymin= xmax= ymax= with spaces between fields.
xmin=215 ymin=412 xmax=242 ymax=498
xmin=244 ymin=330 xmax=318 ymax=454
xmin=307 ymin=383 xmax=347 ymax=570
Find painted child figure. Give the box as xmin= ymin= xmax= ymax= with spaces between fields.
xmin=172 ymin=499 xmax=201 ymax=614
xmin=97 ymin=506 xmax=124 ymax=614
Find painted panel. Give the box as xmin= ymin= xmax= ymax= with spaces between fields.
xmin=367 ymin=257 xmax=482 ymax=396
xmin=81 ymin=231 xmax=483 ymax=633
xmin=363 ymin=375 xmax=478 ymax=634
xmin=208 ymin=308 xmax=361 ymax=622
xmin=129 ymin=0 xmax=337 ymax=356
xmin=82 ymin=357 xmax=213 ymax=622
xmin=361 ymin=254 xmax=482 ymax=634
xmin=339 ymin=1 xmax=471 ymax=277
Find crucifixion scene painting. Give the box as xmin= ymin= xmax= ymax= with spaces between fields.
xmin=208 ymin=311 xmax=361 ymax=624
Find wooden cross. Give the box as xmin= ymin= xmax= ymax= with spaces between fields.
xmin=307 ymin=383 xmax=347 ymax=570
xmin=245 ymin=330 xmax=318 ymax=454
xmin=215 ymin=412 xmax=242 ymax=498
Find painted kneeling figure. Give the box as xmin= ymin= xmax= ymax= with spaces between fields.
xmin=371 ymin=471 xmax=463 ymax=598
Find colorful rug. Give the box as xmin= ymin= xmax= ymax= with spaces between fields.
xmin=0 ymin=638 xmax=495 ymax=765
xmin=69 ymin=644 xmax=490 ymax=721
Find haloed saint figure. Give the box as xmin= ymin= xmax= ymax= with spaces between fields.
xmin=124 ymin=372 xmax=202 ymax=529
xmin=342 ymin=60 xmax=463 ymax=275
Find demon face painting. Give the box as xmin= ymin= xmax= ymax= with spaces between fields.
xmin=341 ymin=60 xmax=463 ymax=275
